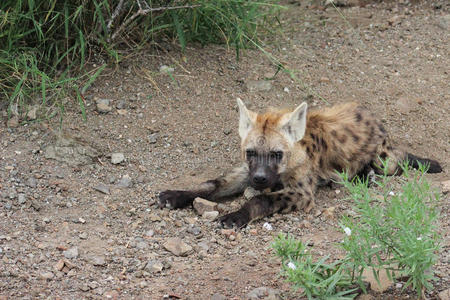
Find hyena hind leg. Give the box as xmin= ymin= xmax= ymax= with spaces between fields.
xmin=158 ymin=164 xmax=249 ymax=209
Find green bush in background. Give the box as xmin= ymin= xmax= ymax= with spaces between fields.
xmin=0 ymin=0 xmax=281 ymax=122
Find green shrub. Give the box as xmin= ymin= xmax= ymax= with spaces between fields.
xmin=0 ymin=0 xmax=282 ymax=121
xmin=273 ymin=162 xmax=441 ymax=299
xmin=340 ymin=162 xmax=441 ymax=298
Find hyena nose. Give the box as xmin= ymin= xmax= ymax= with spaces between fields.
xmin=253 ymin=175 xmax=268 ymax=185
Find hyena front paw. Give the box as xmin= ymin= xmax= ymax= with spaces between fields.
xmin=219 ymin=210 xmax=250 ymax=229
xmin=158 ymin=190 xmax=195 ymax=209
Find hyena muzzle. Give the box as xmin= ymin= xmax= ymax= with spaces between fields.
xmin=158 ymin=98 xmax=442 ymax=228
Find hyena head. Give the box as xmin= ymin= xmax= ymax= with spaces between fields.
xmin=237 ymin=98 xmax=308 ymax=190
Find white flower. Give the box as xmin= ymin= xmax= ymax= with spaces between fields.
xmin=287 ymin=261 xmax=297 ymax=270
xmin=344 ymin=227 xmax=352 ymax=236
xmin=263 ymin=222 xmax=273 ymax=231
xmin=389 ymin=191 xmax=395 ymax=196
xmin=417 ymin=237 xmax=422 ymax=241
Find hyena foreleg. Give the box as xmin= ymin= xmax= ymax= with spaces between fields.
xmin=158 ymin=164 xmax=249 ymax=209
xmin=219 ymin=185 xmax=315 ymax=228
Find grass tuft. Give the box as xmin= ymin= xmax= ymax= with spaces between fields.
xmin=0 ymin=0 xmax=282 ymax=122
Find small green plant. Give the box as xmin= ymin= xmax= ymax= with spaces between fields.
xmin=273 ymin=234 xmax=357 ymax=299
xmin=340 ymin=161 xmax=441 ymax=298
xmin=273 ymin=161 xmax=441 ymax=299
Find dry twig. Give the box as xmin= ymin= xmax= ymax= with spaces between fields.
xmin=111 ymin=2 xmax=201 ymax=42
xmin=106 ymin=0 xmax=125 ymax=32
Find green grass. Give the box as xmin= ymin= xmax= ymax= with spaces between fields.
xmin=0 ymin=0 xmax=282 ymax=123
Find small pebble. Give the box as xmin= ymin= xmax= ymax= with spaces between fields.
xmin=17 ymin=194 xmax=26 ymax=204
xmin=263 ymin=222 xmax=273 ymax=231
xmin=116 ymin=174 xmax=132 ymax=188
xmin=111 ymin=153 xmax=125 ymax=164
xmin=93 ymin=184 xmax=110 ymax=195
xmin=90 ymin=256 xmax=106 ymax=266
xmin=149 ymin=133 xmax=158 ymax=144
xmin=96 ymin=99 xmax=112 ymax=113
xmin=159 ymin=65 xmax=174 ymax=73
xmin=202 ymin=210 xmax=219 ymax=220
xmin=39 ymin=271 xmax=54 ymax=281
xmin=63 ymin=247 xmax=79 ymax=259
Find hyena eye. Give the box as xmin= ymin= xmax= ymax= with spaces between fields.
xmin=270 ymin=151 xmax=283 ymax=161
xmin=246 ymin=150 xmax=257 ymax=159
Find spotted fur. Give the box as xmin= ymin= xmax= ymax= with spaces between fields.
xmin=159 ymin=99 xmax=442 ymax=228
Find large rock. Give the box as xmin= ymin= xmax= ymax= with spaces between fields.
xmin=44 ymin=134 xmax=99 ymax=166
xmin=163 ymin=238 xmax=193 ymax=256
xmin=193 ymin=197 xmax=217 ymax=215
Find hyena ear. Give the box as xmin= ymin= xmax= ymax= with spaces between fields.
xmin=280 ymin=102 xmax=308 ymax=143
xmin=237 ymin=98 xmax=256 ymax=139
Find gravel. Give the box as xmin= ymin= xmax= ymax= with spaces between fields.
xmin=0 ymin=3 xmax=448 ymax=299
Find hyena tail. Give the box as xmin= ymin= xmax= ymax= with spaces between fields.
xmin=373 ymin=146 xmax=442 ymax=176
xmin=405 ymin=153 xmax=443 ymax=173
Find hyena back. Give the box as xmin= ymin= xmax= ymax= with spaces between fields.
xmin=159 ymin=99 xmax=442 ymax=228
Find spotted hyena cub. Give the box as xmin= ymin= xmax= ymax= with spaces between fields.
xmin=159 ymin=98 xmax=442 ymax=228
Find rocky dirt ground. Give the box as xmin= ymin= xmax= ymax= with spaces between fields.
xmin=1 ymin=0 xmax=449 ymax=299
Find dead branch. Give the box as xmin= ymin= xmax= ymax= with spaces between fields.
xmin=107 ymin=0 xmax=125 ymax=32
xmin=110 ymin=3 xmax=201 ymax=42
